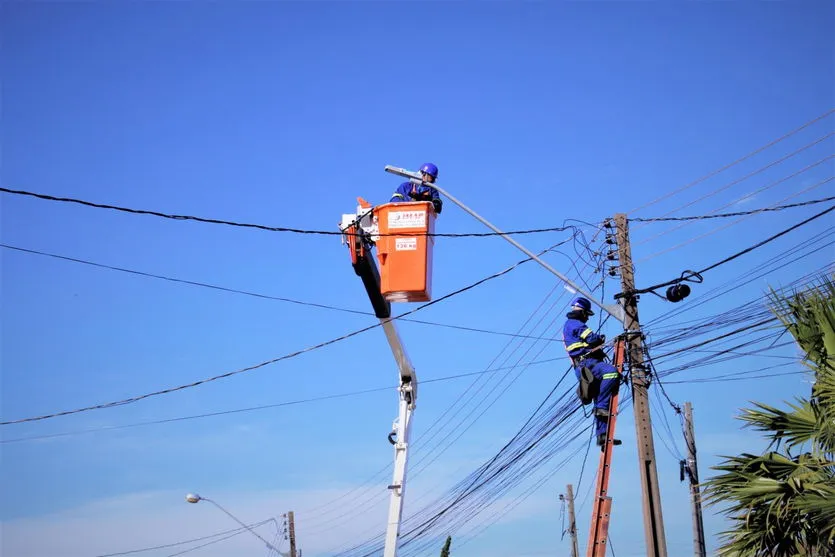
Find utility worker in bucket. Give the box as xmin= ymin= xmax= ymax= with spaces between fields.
xmin=390 ymin=162 xmax=443 ymax=215
xmin=562 ymin=296 xmax=622 ymax=449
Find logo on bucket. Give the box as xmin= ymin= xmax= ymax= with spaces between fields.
xmin=388 ymin=210 xmax=426 ymax=229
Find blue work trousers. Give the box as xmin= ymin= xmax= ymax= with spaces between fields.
xmin=574 ymin=358 xmax=620 ymax=436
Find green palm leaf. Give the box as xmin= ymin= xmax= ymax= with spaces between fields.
xmin=702 ymin=275 xmax=835 ymax=556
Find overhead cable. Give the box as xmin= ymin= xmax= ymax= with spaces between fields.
xmin=0 ymin=186 xmax=583 ymax=238
xmin=626 ymin=108 xmax=834 ymax=215
xmin=622 ymin=203 xmax=835 ymax=297
xmin=0 ymin=241 xmax=561 ymax=426
xmin=635 ymin=176 xmax=834 ymax=264
xmin=93 ymin=519 xmax=277 ymax=557
xmin=0 ymin=243 xmax=560 ymax=343
xmin=630 ymin=131 xmax=833 ymax=228
xmin=2 ymin=356 xmax=564 ymax=444
xmin=629 ymin=194 xmax=835 ymax=223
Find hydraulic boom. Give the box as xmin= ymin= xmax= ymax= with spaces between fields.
xmin=340 ymin=201 xmax=417 ymax=557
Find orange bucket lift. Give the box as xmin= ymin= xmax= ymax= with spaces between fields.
xmin=340 ymin=196 xmax=437 ymax=304
xmin=375 ymin=201 xmax=436 ymax=302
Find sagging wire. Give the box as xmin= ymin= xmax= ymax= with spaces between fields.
xmin=628 ymin=195 xmax=835 ymax=221
xmin=621 ymin=203 xmax=834 ymax=301
xmin=0 ymin=186 xmax=586 ymax=239
xmin=3 ymin=238 xmax=574 ymax=426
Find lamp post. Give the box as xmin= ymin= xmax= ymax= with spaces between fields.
xmin=185 ymin=493 xmax=279 ymax=552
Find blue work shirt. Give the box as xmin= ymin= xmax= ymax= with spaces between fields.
xmin=562 ymin=311 xmax=606 ymax=359
xmin=390 ymin=181 xmax=440 ymax=203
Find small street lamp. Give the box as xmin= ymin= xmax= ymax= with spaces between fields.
xmin=185 ymin=492 xmax=279 ymax=552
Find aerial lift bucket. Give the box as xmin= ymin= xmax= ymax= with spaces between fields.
xmin=374 ymin=200 xmax=436 ymax=303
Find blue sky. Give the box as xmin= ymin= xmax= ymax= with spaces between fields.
xmin=1 ymin=1 xmax=833 ymax=556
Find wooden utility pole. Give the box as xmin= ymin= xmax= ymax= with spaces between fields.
xmin=288 ymin=510 xmax=297 ymax=557
xmin=564 ymin=484 xmax=580 ymax=557
xmin=683 ymin=402 xmax=707 ymax=557
xmin=613 ymin=213 xmax=668 ymax=557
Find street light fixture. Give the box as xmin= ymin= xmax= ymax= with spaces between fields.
xmin=185 ymin=492 xmax=279 ymax=552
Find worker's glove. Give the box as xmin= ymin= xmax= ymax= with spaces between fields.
xmin=432 ymin=198 xmax=443 ymax=214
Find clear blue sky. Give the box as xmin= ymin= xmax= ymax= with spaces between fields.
xmin=2 ymin=1 xmax=833 ymax=556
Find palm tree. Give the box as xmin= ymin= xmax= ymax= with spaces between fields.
xmin=702 ymin=274 xmax=835 ymax=556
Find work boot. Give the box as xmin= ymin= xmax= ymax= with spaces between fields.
xmin=596 ymin=433 xmax=622 ymax=448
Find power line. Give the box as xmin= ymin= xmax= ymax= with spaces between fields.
xmin=0 ymin=243 xmax=560 ymax=343
xmin=1 ymin=357 xmax=563 ymax=444
xmin=0 ymin=186 xmax=583 ymax=238
xmin=625 ymin=203 xmax=835 ymax=296
xmin=93 ymin=519 xmax=277 ymax=557
xmin=644 ymin=236 xmax=834 ymax=330
xmin=631 ymin=131 xmax=833 ymax=229
xmin=698 ymin=204 xmax=834 ymax=275
xmin=632 ymin=155 xmax=834 ymax=252
xmin=0 ymin=242 xmax=559 ymax=426
xmin=628 ymin=194 xmax=835 ymax=223
xmin=635 ymin=176 xmax=833 ymax=264
xmin=626 ymin=108 xmax=834 ymax=215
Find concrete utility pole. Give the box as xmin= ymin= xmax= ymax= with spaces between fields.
xmin=565 ymin=484 xmax=580 ymax=557
xmin=683 ymin=402 xmax=707 ymax=557
xmin=288 ymin=510 xmax=297 ymax=557
xmin=613 ymin=213 xmax=668 ymax=557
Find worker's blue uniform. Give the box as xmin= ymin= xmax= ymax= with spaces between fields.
xmin=562 ymin=310 xmax=620 ymax=437
xmin=390 ymin=182 xmax=443 ymax=214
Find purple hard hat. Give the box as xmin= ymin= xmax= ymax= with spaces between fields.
xmin=419 ymin=163 xmax=439 ymax=179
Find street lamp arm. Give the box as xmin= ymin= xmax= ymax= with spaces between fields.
xmin=382 ymin=165 xmax=626 ymax=324
xmin=190 ymin=495 xmax=279 ymax=552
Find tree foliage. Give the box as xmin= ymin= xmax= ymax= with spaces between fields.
xmin=702 ymin=275 xmax=835 ymax=556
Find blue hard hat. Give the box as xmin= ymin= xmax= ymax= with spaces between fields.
xmin=419 ymin=162 xmax=439 ymax=179
xmin=571 ymin=296 xmax=595 ymax=315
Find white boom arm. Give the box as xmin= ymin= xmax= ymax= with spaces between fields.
xmin=381 ymin=318 xmax=416 ymax=557
xmin=339 ymin=204 xmax=417 ymax=557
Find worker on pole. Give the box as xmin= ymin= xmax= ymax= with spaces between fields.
xmin=390 ymin=162 xmax=443 ymax=214
xmin=562 ymin=296 xmax=622 ymax=449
